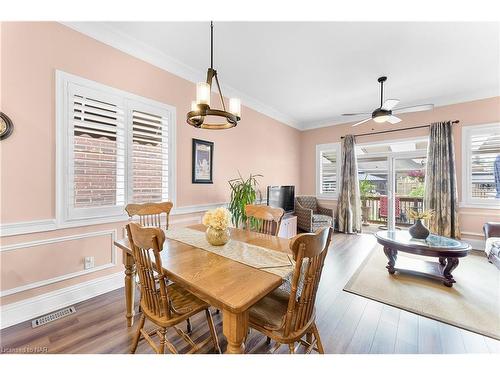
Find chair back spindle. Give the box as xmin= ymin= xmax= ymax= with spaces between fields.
xmin=283 ymin=227 xmax=332 ymax=337
xmin=125 ymin=202 xmax=173 ymax=231
xmin=245 ymin=205 xmax=285 ymax=237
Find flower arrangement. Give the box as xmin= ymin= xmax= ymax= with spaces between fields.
xmin=202 ymin=207 xmax=231 ymax=231
xmin=408 ymin=209 xmax=434 ymax=221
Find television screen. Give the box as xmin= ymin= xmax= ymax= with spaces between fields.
xmin=267 ymin=185 xmax=295 ymax=213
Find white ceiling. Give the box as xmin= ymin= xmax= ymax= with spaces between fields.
xmin=65 ymin=22 xmax=500 ymax=130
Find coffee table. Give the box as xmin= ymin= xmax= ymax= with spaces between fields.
xmin=375 ymin=230 xmax=471 ymax=287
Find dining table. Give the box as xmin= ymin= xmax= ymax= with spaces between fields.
xmin=114 ymin=223 xmax=292 ymax=354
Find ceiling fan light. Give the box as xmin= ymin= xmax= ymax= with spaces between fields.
xmin=196 ymin=82 xmax=211 ymax=106
xmin=373 ymin=115 xmax=390 ymax=123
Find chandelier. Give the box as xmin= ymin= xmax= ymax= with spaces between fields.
xmin=187 ymin=22 xmax=241 ymax=129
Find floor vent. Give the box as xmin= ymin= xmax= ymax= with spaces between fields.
xmin=31 ymin=306 xmax=76 ymax=328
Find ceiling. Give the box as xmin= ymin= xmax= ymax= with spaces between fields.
xmin=65 ymin=22 xmax=500 ymax=130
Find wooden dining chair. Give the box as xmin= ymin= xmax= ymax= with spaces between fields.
xmin=126 ymin=222 xmax=221 ymax=354
xmin=246 ymin=226 xmax=333 ymax=354
xmin=125 ymin=201 xmax=173 ymax=230
xmin=245 ymin=204 xmax=285 ymax=237
xmin=124 ymin=201 xmax=195 ymax=331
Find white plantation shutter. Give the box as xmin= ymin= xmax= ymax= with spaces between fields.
xmin=130 ymin=108 xmax=169 ymax=203
xmin=66 ymin=85 xmax=126 ymax=220
xmin=469 ymin=128 xmax=500 ymax=200
xmin=316 ymin=143 xmax=341 ymax=198
xmin=57 ymin=71 xmax=175 ymax=225
xmin=320 ymin=150 xmax=337 ymax=194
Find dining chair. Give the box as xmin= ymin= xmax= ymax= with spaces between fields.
xmin=245 ymin=204 xmax=285 ymax=236
xmin=125 ymin=201 xmax=195 ymax=332
xmin=246 ymin=226 xmax=333 ymax=354
xmin=126 ymin=222 xmax=221 ymax=354
xmin=125 ymin=201 xmax=173 ymax=230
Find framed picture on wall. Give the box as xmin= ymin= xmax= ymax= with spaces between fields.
xmin=192 ymin=138 xmax=214 ymax=184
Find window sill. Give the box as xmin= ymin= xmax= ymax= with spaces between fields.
xmin=316 ymin=194 xmax=338 ymax=201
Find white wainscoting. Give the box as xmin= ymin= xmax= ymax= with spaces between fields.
xmin=0 ymin=230 xmax=117 ymax=298
xmin=0 ymin=202 xmax=231 ymax=238
xmin=0 ymin=271 xmax=123 ymax=329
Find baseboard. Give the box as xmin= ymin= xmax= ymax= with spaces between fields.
xmin=0 ymin=271 xmax=123 ymax=330
xmin=461 ymin=237 xmax=485 ymax=251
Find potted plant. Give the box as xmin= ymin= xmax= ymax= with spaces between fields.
xmin=408 ymin=209 xmax=434 ymax=239
xmin=228 ymin=173 xmax=262 ymax=228
xmin=202 ymin=207 xmax=232 ymax=246
xmin=359 ymin=177 xmax=375 ymax=226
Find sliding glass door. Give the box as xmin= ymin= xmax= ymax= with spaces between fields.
xmin=356 ymin=139 xmax=428 ymax=231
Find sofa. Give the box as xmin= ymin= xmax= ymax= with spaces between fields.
xmin=483 ymin=222 xmax=500 ymax=270
xmin=295 ymin=196 xmax=334 ymax=233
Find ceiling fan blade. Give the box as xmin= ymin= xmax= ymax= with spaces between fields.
xmin=352 ymin=118 xmax=371 ymax=127
xmin=387 ymin=116 xmax=401 ymax=124
xmin=381 ymin=99 xmax=400 ymax=111
xmin=392 ymin=104 xmax=434 ymax=114
xmin=342 ymin=112 xmax=371 ymax=116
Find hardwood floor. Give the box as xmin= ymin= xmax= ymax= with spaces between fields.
xmin=1 ymin=233 xmax=498 ymax=354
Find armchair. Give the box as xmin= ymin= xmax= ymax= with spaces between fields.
xmin=295 ymin=196 xmax=334 ymax=233
xmin=483 ymin=222 xmax=500 ymax=270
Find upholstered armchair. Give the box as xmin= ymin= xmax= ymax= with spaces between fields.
xmin=295 ymin=196 xmax=334 ymax=233
xmin=484 ymin=222 xmax=500 ymax=270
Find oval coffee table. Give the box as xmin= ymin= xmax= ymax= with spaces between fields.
xmin=375 ymin=230 xmax=471 ymax=287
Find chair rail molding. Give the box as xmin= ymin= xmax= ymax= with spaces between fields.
xmin=0 ymin=271 xmax=123 ymax=329
xmin=0 ymin=229 xmax=117 ymax=298
xmin=0 ymin=202 xmax=237 ymax=238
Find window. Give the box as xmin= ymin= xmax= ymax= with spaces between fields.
xmin=57 ymin=71 xmax=176 ymax=225
xmin=462 ymin=123 xmax=500 ymax=208
xmin=316 ymin=143 xmax=341 ymax=199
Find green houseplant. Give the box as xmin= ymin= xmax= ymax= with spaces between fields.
xmin=228 ymin=173 xmax=262 ymax=228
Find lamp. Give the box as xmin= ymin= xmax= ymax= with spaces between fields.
xmin=187 ymin=22 xmax=241 ymax=129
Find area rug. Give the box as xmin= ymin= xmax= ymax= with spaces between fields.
xmin=344 ymin=248 xmax=500 ymax=340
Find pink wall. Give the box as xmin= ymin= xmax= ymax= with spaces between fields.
xmin=0 ymin=22 xmax=301 ymax=306
xmin=299 ymin=96 xmax=500 ymax=239
xmin=0 ymin=22 xmax=498 ymax=313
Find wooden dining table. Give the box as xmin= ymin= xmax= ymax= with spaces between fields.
xmin=114 ymin=224 xmax=292 ymax=354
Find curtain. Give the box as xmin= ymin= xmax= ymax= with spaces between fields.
xmin=336 ymin=134 xmax=361 ymax=233
xmin=424 ymin=121 xmax=461 ymax=238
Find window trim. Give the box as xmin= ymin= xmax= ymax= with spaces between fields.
xmin=56 ymin=70 xmax=177 ymax=227
xmin=461 ymin=123 xmax=500 ymax=209
xmin=315 ymin=142 xmax=341 ymax=200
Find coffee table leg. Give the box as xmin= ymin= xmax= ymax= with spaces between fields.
xmin=383 ymin=246 xmax=397 ymax=274
xmin=443 ymin=257 xmax=459 ymax=287
xmin=438 ymin=257 xmax=446 ymax=266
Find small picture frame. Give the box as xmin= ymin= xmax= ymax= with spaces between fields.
xmin=192 ymin=138 xmax=214 ymax=184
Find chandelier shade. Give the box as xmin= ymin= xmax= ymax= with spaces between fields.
xmin=187 ymin=22 xmax=241 ymax=129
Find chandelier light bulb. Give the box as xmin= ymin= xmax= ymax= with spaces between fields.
xmin=196 ymin=82 xmax=211 ymax=106
xmin=229 ymin=98 xmax=241 ymax=117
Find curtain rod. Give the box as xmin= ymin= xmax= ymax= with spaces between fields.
xmin=340 ymin=120 xmax=460 ymax=139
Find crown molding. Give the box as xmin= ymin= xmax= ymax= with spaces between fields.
xmin=60 ymin=22 xmax=300 ymax=130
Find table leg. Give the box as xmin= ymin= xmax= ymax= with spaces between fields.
xmin=443 ymin=257 xmax=459 ymax=287
xmin=383 ymin=246 xmax=397 ymax=274
xmin=124 ymin=252 xmax=136 ymax=327
xmin=222 ymin=310 xmax=248 ymax=354
xmin=438 ymin=257 xmax=446 ymax=266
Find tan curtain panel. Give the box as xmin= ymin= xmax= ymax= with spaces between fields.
xmin=336 ymin=134 xmax=361 ymax=233
xmin=424 ymin=121 xmax=461 ymax=238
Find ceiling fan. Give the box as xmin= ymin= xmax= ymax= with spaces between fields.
xmin=342 ymin=76 xmax=434 ymax=127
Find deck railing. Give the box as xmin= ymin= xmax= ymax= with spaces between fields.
xmin=361 ymin=196 xmax=424 ymax=227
